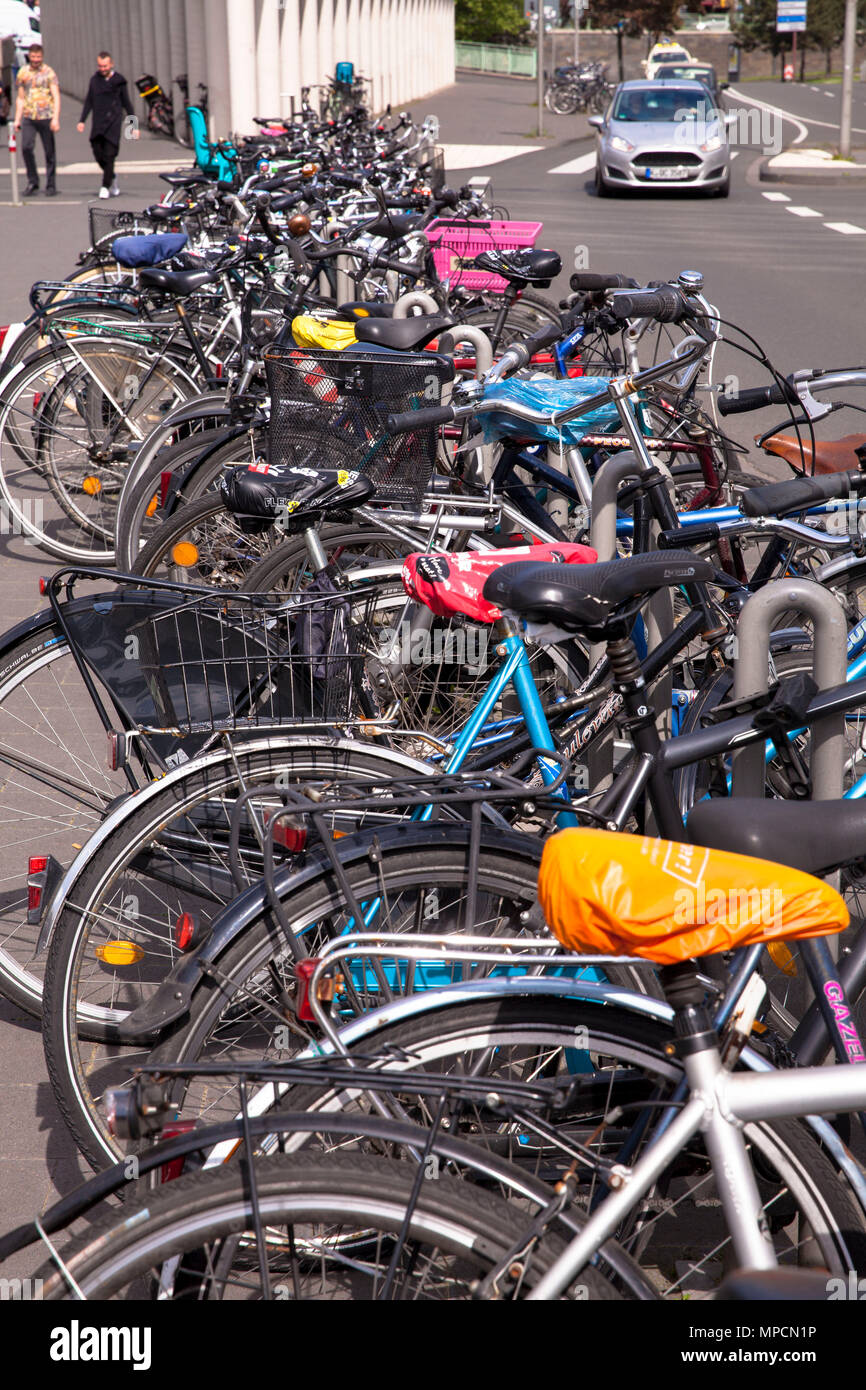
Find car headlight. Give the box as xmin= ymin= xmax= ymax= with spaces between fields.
xmin=610 ymin=135 xmax=635 ymax=153
xmin=700 ymin=132 xmax=724 ymax=153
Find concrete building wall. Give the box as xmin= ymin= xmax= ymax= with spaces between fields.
xmin=40 ymin=0 xmax=455 ymax=137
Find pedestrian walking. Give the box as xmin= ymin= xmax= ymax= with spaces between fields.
xmin=13 ymin=42 xmax=59 ymax=196
xmin=77 ymin=50 xmax=138 ymax=199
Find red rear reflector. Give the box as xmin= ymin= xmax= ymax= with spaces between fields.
xmin=215 ymin=362 xmax=224 ymax=379
xmin=0 ymin=326 xmax=8 ymax=349
xmin=160 ymin=1119 xmax=197 ymax=1182
xmin=159 ymin=470 xmax=173 ymax=508
xmin=29 ymin=856 xmax=48 ymax=874
xmin=32 ymin=392 xmax=42 ymax=410
xmin=296 ymin=958 xmax=320 ymax=1022
xmin=174 ymin=912 xmax=196 ymax=951
xmin=265 ymin=810 xmax=307 ymax=853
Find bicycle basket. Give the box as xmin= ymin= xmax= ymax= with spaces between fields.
xmin=87 ymin=206 xmax=153 ymax=255
xmin=62 ymin=586 xmax=384 ymax=738
xmin=265 ymin=347 xmax=455 ymax=508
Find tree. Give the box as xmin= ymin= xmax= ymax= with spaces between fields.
xmin=455 ymin=0 xmax=529 ymax=42
xmin=734 ymin=0 xmax=866 ymax=73
xmin=587 ymin=0 xmax=680 ymax=38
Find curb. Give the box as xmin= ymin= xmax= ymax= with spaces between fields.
xmin=759 ymin=154 xmax=866 ymax=184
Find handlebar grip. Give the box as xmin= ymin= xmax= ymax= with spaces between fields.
xmin=331 ymin=172 xmax=363 ymax=189
xmin=569 ymin=272 xmax=638 ymax=292
xmin=740 ymin=470 xmax=866 ymax=519
xmin=385 ymin=405 xmax=456 ymax=434
xmin=657 ymin=523 xmax=721 ymax=549
xmin=717 ymin=382 xmax=799 ymax=416
xmin=609 ymin=287 xmax=688 ymax=323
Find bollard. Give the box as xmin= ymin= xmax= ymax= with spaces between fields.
xmin=8 ymin=124 xmax=21 ymax=206
xmin=731 ymin=579 xmax=847 ymax=802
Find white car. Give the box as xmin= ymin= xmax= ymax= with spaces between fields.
xmin=643 ymin=41 xmax=694 ymax=79
xmin=0 ymin=0 xmax=41 ymax=51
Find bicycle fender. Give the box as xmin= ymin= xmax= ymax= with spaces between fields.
xmin=116 ymin=822 xmax=543 ymax=1043
xmin=34 ymin=739 xmax=439 ymax=956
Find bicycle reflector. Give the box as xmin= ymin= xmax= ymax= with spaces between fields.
xmin=264 ymin=809 xmax=307 ymax=854
xmin=174 ymin=911 xmax=201 ymax=952
xmin=160 ymin=1119 xmax=197 ymax=1183
xmin=95 ymin=940 xmax=145 ymax=966
xmin=171 ymin=541 xmax=199 ymax=568
xmin=82 ymin=476 xmax=102 ymax=496
xmin=26 ymin=853 xmax=63 ymax=924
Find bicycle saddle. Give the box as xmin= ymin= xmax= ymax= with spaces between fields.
xmin=539 ymin=828 xmax=847 ymax=965
xmin=138 ymin=265 xmax=222 ymax=294
xmin=402 ymin=542 xmax=597 ymax=625
xmin=472 ymin=247 xmax=562 ymax=287
xmin=483 ymin=551 xmax=715 ymax=637
xmin=687 ymin=797 xmax=866 ymax=878
xmin=158 ymin=171 xmax=211 ymax=186
xmin=760 ymin=432 xmax=866 ymax=476
xmin=354 ymin=312 xmax=457 ymax=351
xmin=363 ymin=213 xmax=424 ymax=240
xmin=220 ymin=463 xmax=376 ymax=530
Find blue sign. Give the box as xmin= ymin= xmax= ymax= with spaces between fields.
xmin=777 ymin=0 xmax=807 ymax=30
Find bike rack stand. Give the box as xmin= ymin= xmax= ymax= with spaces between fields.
xmin=437 ymin=326 xmax=495 ymax=485
xmin=586 ymin=452 xmax=674 ymax=793
xmin=732 ymin=578 xmax=847 ymax=802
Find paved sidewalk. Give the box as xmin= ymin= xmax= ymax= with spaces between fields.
xmin=760 ymin=145 xmax=866 ymax=184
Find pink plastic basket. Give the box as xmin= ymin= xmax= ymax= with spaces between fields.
xmin=424 ymin=218 xmax=544 ymax=291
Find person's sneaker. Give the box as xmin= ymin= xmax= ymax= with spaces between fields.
xmin=45 ymin=187 xmax=58 ymax=197
xmin=109 ymin=180 xmax=120 ymax=197
xmin=98 ymin=186 xmax=110 ymax=199
xmin=23 ymin=183 xmax=39 ymax=195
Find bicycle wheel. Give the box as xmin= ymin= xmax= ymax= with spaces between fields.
xmin=264 ymin=996 xmax=866 ymax=1296
xmin=34 ymin=1152 xmax=623 ymax=1300
xmin=0 ymin=614 xmax=138 ymax=1017
xmin=0 ymin=339 xmax=197 ymax=562
xmin=41 ymin=742 xmax=444 ymax=1168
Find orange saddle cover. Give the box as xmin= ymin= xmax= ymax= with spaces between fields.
xmin=539 ymin=828 xmax=848 ymax=965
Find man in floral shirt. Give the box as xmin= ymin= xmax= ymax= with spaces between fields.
xmin=13 ymin=42 xmax=60 ymax=196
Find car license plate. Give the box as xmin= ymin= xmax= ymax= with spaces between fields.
xmin=645 ymin=166 xmax=688 ymax=180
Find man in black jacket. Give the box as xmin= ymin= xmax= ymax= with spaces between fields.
xmin=77 ymin=50 xmax=138 ymax=197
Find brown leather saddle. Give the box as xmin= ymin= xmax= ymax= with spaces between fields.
xmin=759 ymin=431 xmax=866 ymax=475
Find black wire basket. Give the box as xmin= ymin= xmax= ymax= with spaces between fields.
xmin=265 ymin=347 xmax=455 ymax=508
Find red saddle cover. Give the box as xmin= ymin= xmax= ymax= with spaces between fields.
xmin=401 ymin=541 xmax=598 ymax=624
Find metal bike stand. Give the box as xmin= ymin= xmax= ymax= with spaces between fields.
xmin=437 ymin=326 xmax=495 ymax=485
xmin=585 ymin=452 xmax=674 ymax=794
xmin=732 ymin=578 xmax=847 ymax=802
xmin=393 ymin=291 xmax=440 ymax=318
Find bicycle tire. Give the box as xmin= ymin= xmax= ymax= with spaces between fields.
xmin=33 ymin=1152 xmax=624 ymax=1300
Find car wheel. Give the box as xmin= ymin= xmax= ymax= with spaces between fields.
xmin=594 ymin=161 xmax=611 ymax=197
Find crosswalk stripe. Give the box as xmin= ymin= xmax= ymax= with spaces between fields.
xmin=786 ymin=206 xmax=822 ymax=217
xmin=824 ymin=222 xmax=866 ymax=235
xmin=548 ymin=152 xmax=597 ymax=175
xmin=762 ymin=191 xmax=790 ymax=201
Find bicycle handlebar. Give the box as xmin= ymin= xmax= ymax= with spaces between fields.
xmin=609 ymin=286 xmax=691 ymax=324
xmin=717 ymin=381 xmax=799 ymax=416
xmin=741 ymin=468 xmax=866 ymax=518
xmin=569 ymin=272 xmax=638 ymax=292
xmin=385 ymin=404 xmax=457 ymax=433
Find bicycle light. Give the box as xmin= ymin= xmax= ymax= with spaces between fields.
xmin=295 ymin=958 xmax=343 ymax=1022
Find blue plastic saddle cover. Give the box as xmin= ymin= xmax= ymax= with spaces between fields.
xmin=478 ymin=376 xmax=619 ymax=448
xmin=111 ymin=232 xmax=189 ymax=267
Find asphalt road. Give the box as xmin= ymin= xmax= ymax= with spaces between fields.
xmin=0 ymin=72 xmax=864 ymax=1282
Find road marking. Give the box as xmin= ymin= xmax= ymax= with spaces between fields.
xmin=810 ymin=85 xmax=820 ymax=92
xmin=786 ymin=205 xmax=822 ymax=216
xmin=549 ymin=152 xmax=597 ymax=175
xmin=762 ymin=190 xmax=790 ymax=200
xmin=441 ymin=143 xmax=543 ymax=168
xmin=725 ymin=87 xmax=809 ymax=144
xmin=730 ymin=151 xmax=739 ymax=159
xmin=824 ymin=221 xmax=866 ymax=234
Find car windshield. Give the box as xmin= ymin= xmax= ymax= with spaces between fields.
xmin=653 ymin=48 xmax=689 ymax=63
xmin=612 ymin=88 xmax=709 ymax=122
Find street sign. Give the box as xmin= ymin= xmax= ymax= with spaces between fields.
xmin=777 ymin=0 xmax=807 ymax=31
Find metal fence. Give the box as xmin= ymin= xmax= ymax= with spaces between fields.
xmin=455 ymin=42 xmax=537 ymax=77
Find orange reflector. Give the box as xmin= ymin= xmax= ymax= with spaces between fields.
xmin=766 ymin=941 xmax=797 ymax=977
xmin=145 ymin=493 xmax=159 ymax=518
xmin=95 ymin=940 xmax=144 ymax=966
xmin=82 ymin=476 xmax=102 ymax=496
xmin=171 ymin=541 xmax=199 ymax=567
